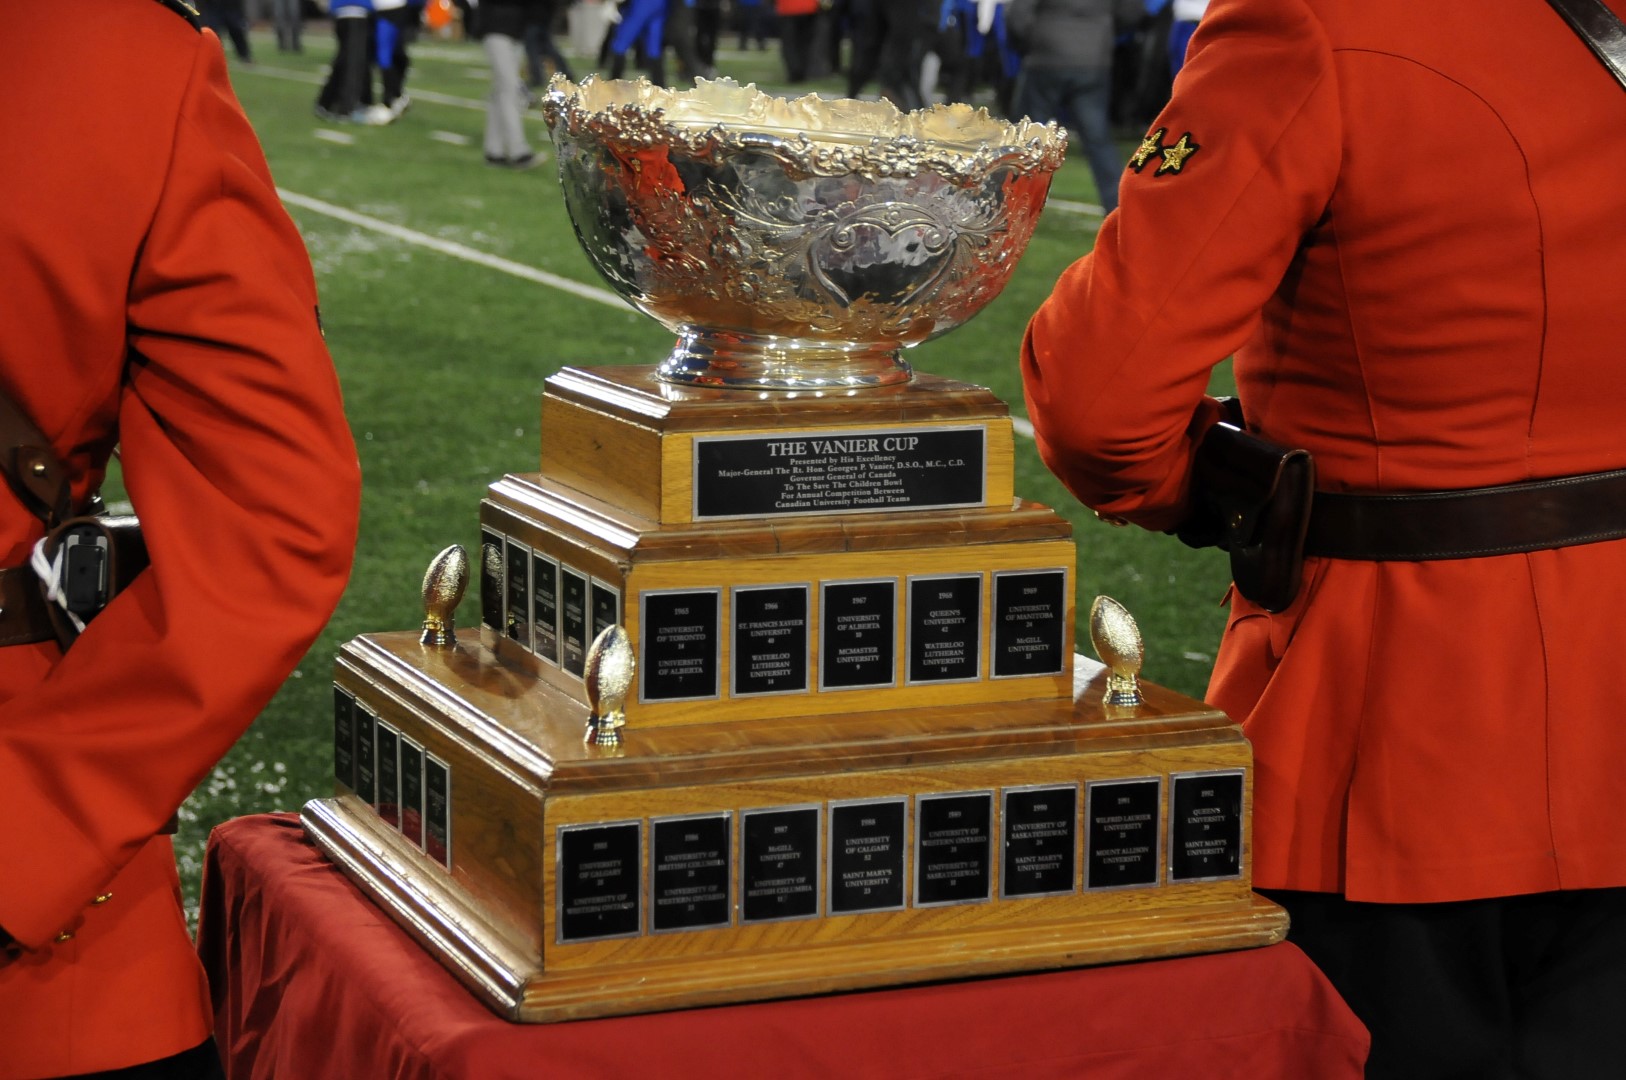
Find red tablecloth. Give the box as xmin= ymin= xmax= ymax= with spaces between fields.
xmin=197 ymin=814 xmax=1368 ymax=1079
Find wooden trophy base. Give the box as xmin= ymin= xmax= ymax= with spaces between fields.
xmin=303 ymin=630 xmax=1288 ymax=1023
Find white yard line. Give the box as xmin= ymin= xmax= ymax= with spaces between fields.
xmin=277 ymin=189 xmax=630 ymax=310
xmin=1047 ymin=197 xmax=1106 ymax=218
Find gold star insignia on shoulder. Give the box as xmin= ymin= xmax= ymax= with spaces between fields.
xmin=1129 ymin=127 xmax=1167 ymax=173
xmin=1154 ymin=133 xmax=1201 ymax=176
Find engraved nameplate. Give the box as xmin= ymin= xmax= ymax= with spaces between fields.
xmin=650 ymin=813 xmax=731 ymax=933
xmin=906 ymin=574 xmax=982 ymax=684
xmin=1000 ymin=784 xmax=1077 ymax=898
xmin=399 ymin=738 xmax=425 ymax=848
xmin=991 ymin=569 xmax=1068 ymax=678
xmin=640 ymin=589 xmax=721 ymax=703
xmin=503 ymin=538 xmax=531 ymax=647
xmin=819 ymin=579 xmax=897 ymax=690
xmin=693 ymin=426 xmax=987 ymax=519
xmin=374 ymin=722 xmax=400 ymax=828
xmin=557 ymin=821 xmax=642 ymax=943
xmin=560 ymin=566 xmax=588 ymax=678
xmin=731 ymin=584 xmax=809 ymax=698
xmin=1169 ymin=771 xmax=1244 ymax=882
xmin=424 ymin=754 xmax=451 ymax=870
xmin=1086 ymin=778 xmax=1162 ymax=890
xmin=333 ymin=686 xmax=356 ymax=790
xmin=828 ymin=798 xmax=908 ymax=915
xmin=915 ymin=791 xmax=993 ymax=906
xmin=740 ymin=805 xmax=820 ymax=923
xmin=531 ymin=552 xmax=560 ymax=666
xmin=353 ymin=705 xmax=377 ymax=805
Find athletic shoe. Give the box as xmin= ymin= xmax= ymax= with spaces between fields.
xmin=353 ymin=104 xmax=394 ymax=126
xmin=389 ymin=94 xmax=412 ymax=119
xmin=485 ymin=153 xmax=543 ymax=170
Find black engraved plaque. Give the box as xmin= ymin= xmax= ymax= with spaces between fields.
xmin=907 ymin=574 xmax=982 ymax=684
xmin=333 ymin=685 xmax=356 ymax=790
xmin=740 ymin=806 xmax=820 ymax=923
xmin=1000 ymin=785 xmax=1077 ymax=898
xmin=694 ymin=426 xmax=987 ymax=519
xmin=399 ymin=738 xmax=425 ymax=848
xmin=479 ymin=528 xmax=504 ymax=635
xmin=1169 ymin=771 xmax=1245 ymax=882
xmin=560 ymin=566 xmax=588 ymax=678
xmin=590 ymin=580 xmax=620 ymax=642
xmin=828 ymin=798 xmax=907 ymax=914
xmin=640 ymin=589 xmax=720 ymax=702
xmin=353 ymin=706 xmax=377 ymax=805
xmin=650 ymin=813 xmax=731 ymax=933
xmin=1086 ymin=778 xmax=1162 ymax=890
xmin=915 ymin=791 xmax=993 ymax=906
xmin=424 ymin=754 xmax=451 ymax=869
xmin=992 ymin=569 xmax=1068 ymax=678
xmin=819 ymin=579 xmax=897 ymax=690
xmin=531 ymin=552 xmax=560 ymax=666
xmin=503 ymin=538 xmax=531 ymax=647
xmin=374 ymin=722 xmax=400 ymax=828
xmin=557 ymin=821 xmax=642 ymax=943
xmin=731 ymin=585 xmax=809 ymax=697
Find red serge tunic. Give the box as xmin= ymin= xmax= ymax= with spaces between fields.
xmin=0 ymin=4 xmax=360 ymax=1075
xmin=1021 ymin=0 xmax=1626 ymax=903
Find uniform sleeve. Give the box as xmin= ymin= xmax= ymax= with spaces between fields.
xmin=0 ymin=36 xmax=360 ymax=947
xmin=1019 ymin=0 xmax=1340 ymax=530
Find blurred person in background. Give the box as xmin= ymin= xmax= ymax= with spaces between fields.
xmin=0 ymin=2 xmax=360 ymax=1076
xmin=775 ymin=0 xmax=822 ymax=82
xmin=1167 ymin=0 xmax=1206 ymax=77
xmin=693 ymin=0 xmax=725 ymax=72
xmin=198 ymin=0 xmax=254 ymax=60
xmin=1008 ymin=0 xmax=1142 ymax=213
xmin=315 ymin=0 xmax=380 ymax=122
xmin=481 ymin=0 xmax=547 ymax=166
xmin=735 ymin=0 xmax=772 ymax=49
xmin=272 ymin=0 xmax=303 ymax=51
xmin=846 ymin=0 xmax=931 ymax=108
xmin=375 ymin=0 xmax=424 ymax=120
xmin=938 ymin=0 xmax=1018 ymax=113
xmin=524 ymin=0 xmax=577 ymax=91
xmin=607 ymin=0 xmax=673 ymax=84
xmin=665 ymin=0 xmax=712 ymax=81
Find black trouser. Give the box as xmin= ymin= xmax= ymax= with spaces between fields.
xmin=317 ymin=14 xmax=374 ymax=115
xmin=1265 ymin=887 xmax=1626 ymax=1079
xmin=57 ymin=1038 xmax=224 ymax=1080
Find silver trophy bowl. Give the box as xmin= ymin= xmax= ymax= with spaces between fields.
xmin=542 ymin=76 xmax=1067 ymax=390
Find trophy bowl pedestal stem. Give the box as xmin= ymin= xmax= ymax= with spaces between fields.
xmin=658 ymin=328 xmax=913 ymax=389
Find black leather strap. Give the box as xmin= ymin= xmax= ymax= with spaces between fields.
xmin=1304 ymin=468 xmax=1626 ymax=561
xmin=1547 ymin=0 xmax=1626 ymax=89
xmin=0 ymin=564 xmax=55 ymax=646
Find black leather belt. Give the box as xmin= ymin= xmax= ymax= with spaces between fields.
xmin=1303 ymin=468 xmax=1626 ymax=561
xmin=0 ymin=565 xmax=54 ymax=646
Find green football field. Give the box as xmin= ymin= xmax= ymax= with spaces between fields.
xmin=169 ymin=25 xmax=1234 ymax=911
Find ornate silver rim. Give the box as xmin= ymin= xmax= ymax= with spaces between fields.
xmin=542 ymin=75 xmax=1069 ymax=185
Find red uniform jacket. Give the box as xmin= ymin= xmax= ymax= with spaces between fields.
xmin=1022 ymin=0 xmax=1626 ymax=903
xmin=0 ymin=5 xmax=360 ymax=1075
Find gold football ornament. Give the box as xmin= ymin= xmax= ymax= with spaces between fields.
xmin=1088 ymin=595 xmax=1144 ymax=708
xmin=583 ymin=625 xmax=635 ymax=747
xmin=419 ymin=545 xmax=469 ymax=647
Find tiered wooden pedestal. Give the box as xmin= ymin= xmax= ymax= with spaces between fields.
xmin=302 ymin=366 xmax=1287 ymax=1022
